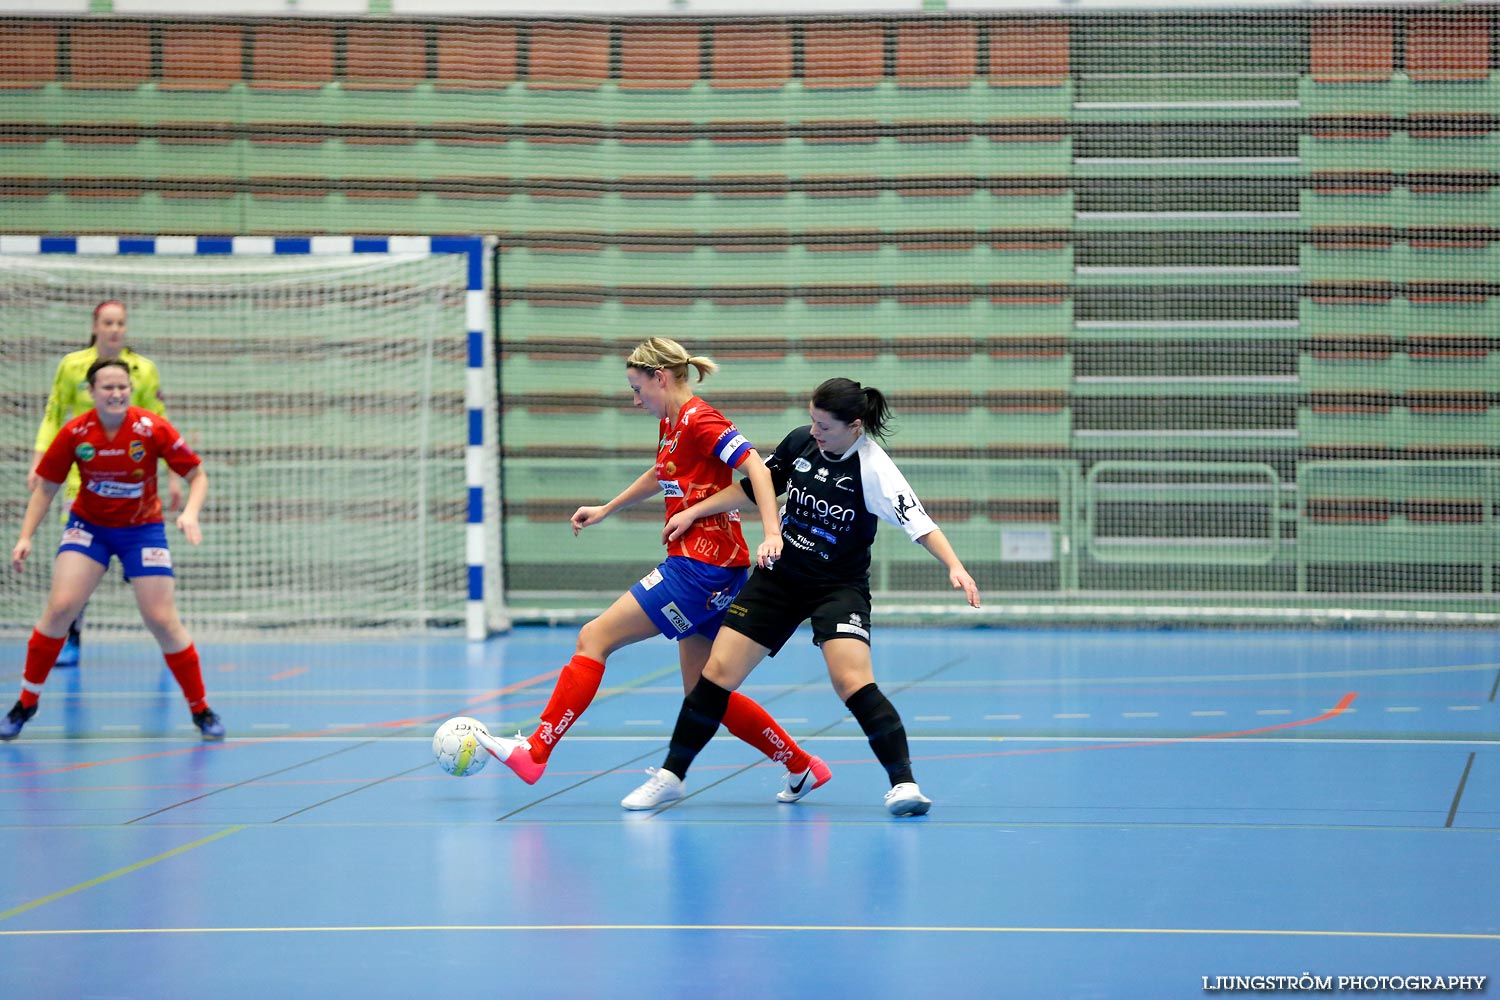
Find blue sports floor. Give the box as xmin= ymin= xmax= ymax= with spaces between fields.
xmin=1 ymin=626 xmax=1497 ymax=999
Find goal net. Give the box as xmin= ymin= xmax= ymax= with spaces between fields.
xmin=0 ymin=239 xmax=504 ymax=638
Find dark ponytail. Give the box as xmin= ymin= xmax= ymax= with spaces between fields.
xmin=811 ymin=377 xmax=892 ymax=439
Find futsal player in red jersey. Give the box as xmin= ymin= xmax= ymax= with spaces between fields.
xmin=623 ymin=378 xmax=981 ymax=816
xmin=483 ymin=338 xmax=832 ymax=802
xmin=3 ymin=358 xmax=224 ymax=741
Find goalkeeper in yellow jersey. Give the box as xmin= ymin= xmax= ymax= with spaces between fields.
xmin=27 ymin=301 xmax=183 ymax=668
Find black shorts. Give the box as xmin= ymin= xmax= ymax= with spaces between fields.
xmin=721 ymin=567 xmax=873 ymax=656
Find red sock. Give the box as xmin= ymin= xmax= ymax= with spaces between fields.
xmin=529 ymin=655 xmax=604 ymax=763
xmin=164 ymin=644 xmax=208 ymax=712
xmin=19 ymin=629 xmax=67 ymax=709
xmin=723 ymin=691 xmax=810 ymax=772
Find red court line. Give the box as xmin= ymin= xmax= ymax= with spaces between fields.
xmin=0 ymin=668 xmax=561 ymax=781
xmin=267 ymin=666 xmax=309 ymax=682
xmin=919 ymin=691 xmax=1360 ymax=763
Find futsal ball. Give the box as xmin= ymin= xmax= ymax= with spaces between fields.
xmin=432 ymin=716 xmax=491 ymax=777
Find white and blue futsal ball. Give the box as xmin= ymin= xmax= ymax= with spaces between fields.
xmin=432 ymin=716 xmax=491 ymax=777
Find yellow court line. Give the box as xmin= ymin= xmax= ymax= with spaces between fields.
xmin=0 ymin=924 xmax=1495 ymax=940
xmin=0 ymin=825 xmax=246 ymax=923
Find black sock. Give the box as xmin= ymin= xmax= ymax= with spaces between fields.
xmin=662 ymin=677 xmax=732 ymax=779
xmin=845 ymin=682 xmax=915 ymax=786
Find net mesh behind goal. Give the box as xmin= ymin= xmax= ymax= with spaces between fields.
xmin=1 ymin=251 xmax=479 ymax=636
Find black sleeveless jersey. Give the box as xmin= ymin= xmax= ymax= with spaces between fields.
xmin=740 ymin=425 xmax=938 ymax=585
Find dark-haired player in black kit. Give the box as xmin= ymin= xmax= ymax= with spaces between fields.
xmin=622 ymin=377 xmax=981 ymax=816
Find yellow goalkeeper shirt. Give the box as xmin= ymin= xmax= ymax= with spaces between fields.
xmin=34 ymin=346 xmax=170 ymax=501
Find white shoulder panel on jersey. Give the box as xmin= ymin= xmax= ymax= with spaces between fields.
xmin=855 ymin=436 xmax=937 ymax=542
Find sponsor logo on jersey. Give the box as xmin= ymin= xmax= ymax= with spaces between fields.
xmin=131 ymin=416 xmax=154 ymax=436
xmin=706 ymin=587 xmax=735 ymax=612
xmin=60 ymin=526 xmax=94 ymax=547
xmin=659 ymin=479 xmax=684 ymax=498
xmin=129 ymin=440 xmax=146 ymax=463
xmin=88 ymin=480 xmax=145 ymax=499
xmin=97 ymin=448 xmax=125 ymax=457
xmin=793 ymin=457 xmax=812 ymax=473
xmin=787 ymin=483 xmax=857 ymax=523
xmin=141 ymin=547 xmax=172 ymax=568
xmin=75 ymin=443 xmax=95 ymax=462
xmin=640 ymin=567 xmax=664 ymax=590
xmin=834 ymin=475 xmax=855 ymax=492
xmin=814 ymin=466 xmax=828 ymax=482
xmin=661 ymin=601 xmax=691 ymax=634
xmin=893 ymin=493 xmax=923 ymax=524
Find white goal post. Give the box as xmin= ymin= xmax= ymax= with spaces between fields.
xmin=0 ymin=234 xmax=506 ymax=640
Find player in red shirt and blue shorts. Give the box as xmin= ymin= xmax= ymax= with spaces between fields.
xmin=480 ymin=338 xmax=832 ymax=803
xmin=3 ymin=357 xmax=224 ymax=741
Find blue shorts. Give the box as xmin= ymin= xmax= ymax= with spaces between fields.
xmin=629 ymin=556 xmax=749 ymax=641
xmin=57 ymin=516 xmax=175 ymax=580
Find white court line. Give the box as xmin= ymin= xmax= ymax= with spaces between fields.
xmin=7 ymin=734 xmax=1500 ymax=747
xmin=908 ymin=662 xmax=1500 ymax=689
xmin=0 ymin=924 xmax=1494 ymax=941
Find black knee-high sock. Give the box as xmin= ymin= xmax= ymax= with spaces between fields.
xmin=662 ymin=677 xmax=732 ymax=779
xmin=845 ymin=682 xmax=915 ymax=786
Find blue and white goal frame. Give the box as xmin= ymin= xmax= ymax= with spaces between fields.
xmin=0 ymin=233 xmax=506 ymax=640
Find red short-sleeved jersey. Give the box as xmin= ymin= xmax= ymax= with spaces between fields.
xmin=657 ymin=397 xmax=755 ymax=568
xmin=35 ymin=406 xmax=200 ymax=528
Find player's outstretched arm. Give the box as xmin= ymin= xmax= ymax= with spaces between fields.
xmin=573 ymin=467 xmax=661 ymax=535
xmin=661 ymin=479 xmax=754 ymax=545
xmin=13 ymin=480 xmax=60 ymax=572
xmin=738 ymin=450 xmax=783 ymax=568
xmin=175 ymin=466 xmax=208 ymax=546
xmin=26 ymin=450 xmax=47 ymax=493
xmin=917 ymin=529 xmax=981 ymax=608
